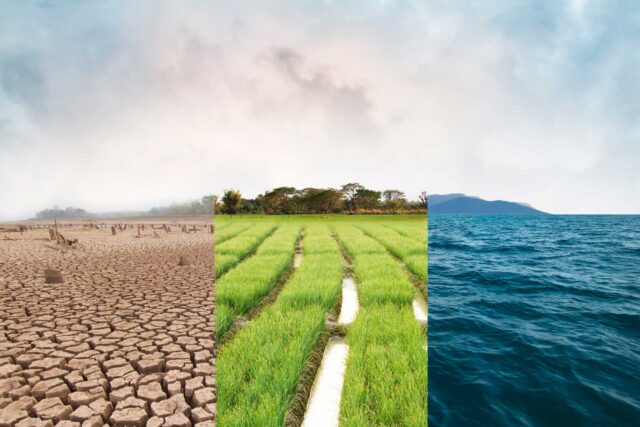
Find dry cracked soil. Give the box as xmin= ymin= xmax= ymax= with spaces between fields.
xmin=0 ymin=225 xmax=215 ymax=427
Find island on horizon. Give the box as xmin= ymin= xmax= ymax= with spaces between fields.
xmin=429 ymin=194 xmax=547 ymax=215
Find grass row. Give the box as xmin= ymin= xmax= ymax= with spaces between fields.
xmin=383 ymin=222 xmax=427 ymax=246
xmin=217 ymin=225 xmax=344 ymax=426
xmin=215 ymin=222 xmax=254 ymax=244
xmin=335 ymin=225 xmax=416 ymax=306
xmin=358 ymin=223 xmax=427 ymax=284
xmin=215 ymin=221 xmax=231 ymax=231
xmin=215 ymin=223 xmax=279 ymax=277
xmin=216 ymin=224 xmax=300 ymax=338
xmin=334 ymin=225 xmax=427 ymax=426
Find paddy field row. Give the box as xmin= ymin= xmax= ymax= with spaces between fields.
xmin=214 ymin=216 xmax=427 ymax=427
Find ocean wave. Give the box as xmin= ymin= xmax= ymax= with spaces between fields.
xmin=428 ymin=215 xmax=640 ymax=426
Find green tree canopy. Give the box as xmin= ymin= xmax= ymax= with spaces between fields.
xmin=383 ymin=189 xmax=406 ymax=213
xmin=341 ymin=182 xmax=364 ymax=211
xmin=354 ymin=188 xmax=381 ymax=210
xmin=222 ymin=189 xmax=242 ymax=214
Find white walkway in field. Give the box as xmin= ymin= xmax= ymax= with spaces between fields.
xmin=413 ymin=296 xmax=428 ymax=323
xmin=338 ymin=277 xmax=359 ymax=325
xmin=301 ymin=337 xmax=349 ymax=427
xmin=294 ymin=251 xmax=303 ymax=268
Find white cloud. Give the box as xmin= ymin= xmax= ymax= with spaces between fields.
xmin=0 ymin=0 xmax=638 ymax=219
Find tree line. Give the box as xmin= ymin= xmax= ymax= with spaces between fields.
xmin=33 ymin=185 xmax=426 ymax=219
xmin=35 ymin=206 xmax=89 ymax=219
xmin=148 ymin=196 xmax=215 ymax=216
xmin=218 ymin=184 xmax=427 ymax=215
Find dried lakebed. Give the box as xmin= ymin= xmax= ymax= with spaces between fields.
xmin=0 ymin=225 xmax=215 ymax=427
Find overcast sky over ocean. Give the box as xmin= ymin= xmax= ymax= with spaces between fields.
xmin=1 ymin=1 xmax=638 ymax=219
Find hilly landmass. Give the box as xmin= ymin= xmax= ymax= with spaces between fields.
xmin=430 ymin=194 xmax=547 ymax=215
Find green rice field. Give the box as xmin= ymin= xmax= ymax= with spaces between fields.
xmin=215 ymin=215 xmax=427 ymax=426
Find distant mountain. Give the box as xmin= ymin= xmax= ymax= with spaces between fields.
xmin=429 ymin=194 xmax=547 ymax=215
xmin=428 ymin=194 xmax=479 ymax=206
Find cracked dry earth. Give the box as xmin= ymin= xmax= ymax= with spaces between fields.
xmin=0 ymin=227 xmax=215 ymax=427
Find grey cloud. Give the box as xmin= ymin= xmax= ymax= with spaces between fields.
xmin=266 ymin=47 xmax=378 ymax=136
xmin=1 ymin=54 xmax=47 ymax=118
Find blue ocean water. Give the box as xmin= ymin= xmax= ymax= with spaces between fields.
xmin=428 ymin=215 xmax=640 ymax=427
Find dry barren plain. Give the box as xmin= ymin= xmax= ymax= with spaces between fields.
xmin=0 ymin=222 xmax=215 ymax=427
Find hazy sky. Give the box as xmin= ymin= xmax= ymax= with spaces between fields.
xmin=1 ymin=1 xmax=638 ymax=219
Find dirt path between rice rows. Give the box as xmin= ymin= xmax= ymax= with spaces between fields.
xmin=0 ymin=226 xmax=214 ymax=427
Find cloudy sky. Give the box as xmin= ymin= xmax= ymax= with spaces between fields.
xmin=1 ymin=0 xmax=638 ymax=219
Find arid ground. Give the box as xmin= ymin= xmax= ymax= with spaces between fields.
xmin=0 ymin=221 xmax=214 ymax=427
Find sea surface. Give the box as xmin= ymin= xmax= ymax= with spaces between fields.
xmin=428 ymin=215 xmax=640 ymax=426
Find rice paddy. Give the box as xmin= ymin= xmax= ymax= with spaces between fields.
xmin=215 ymin=215 xmax=427 ymax=426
